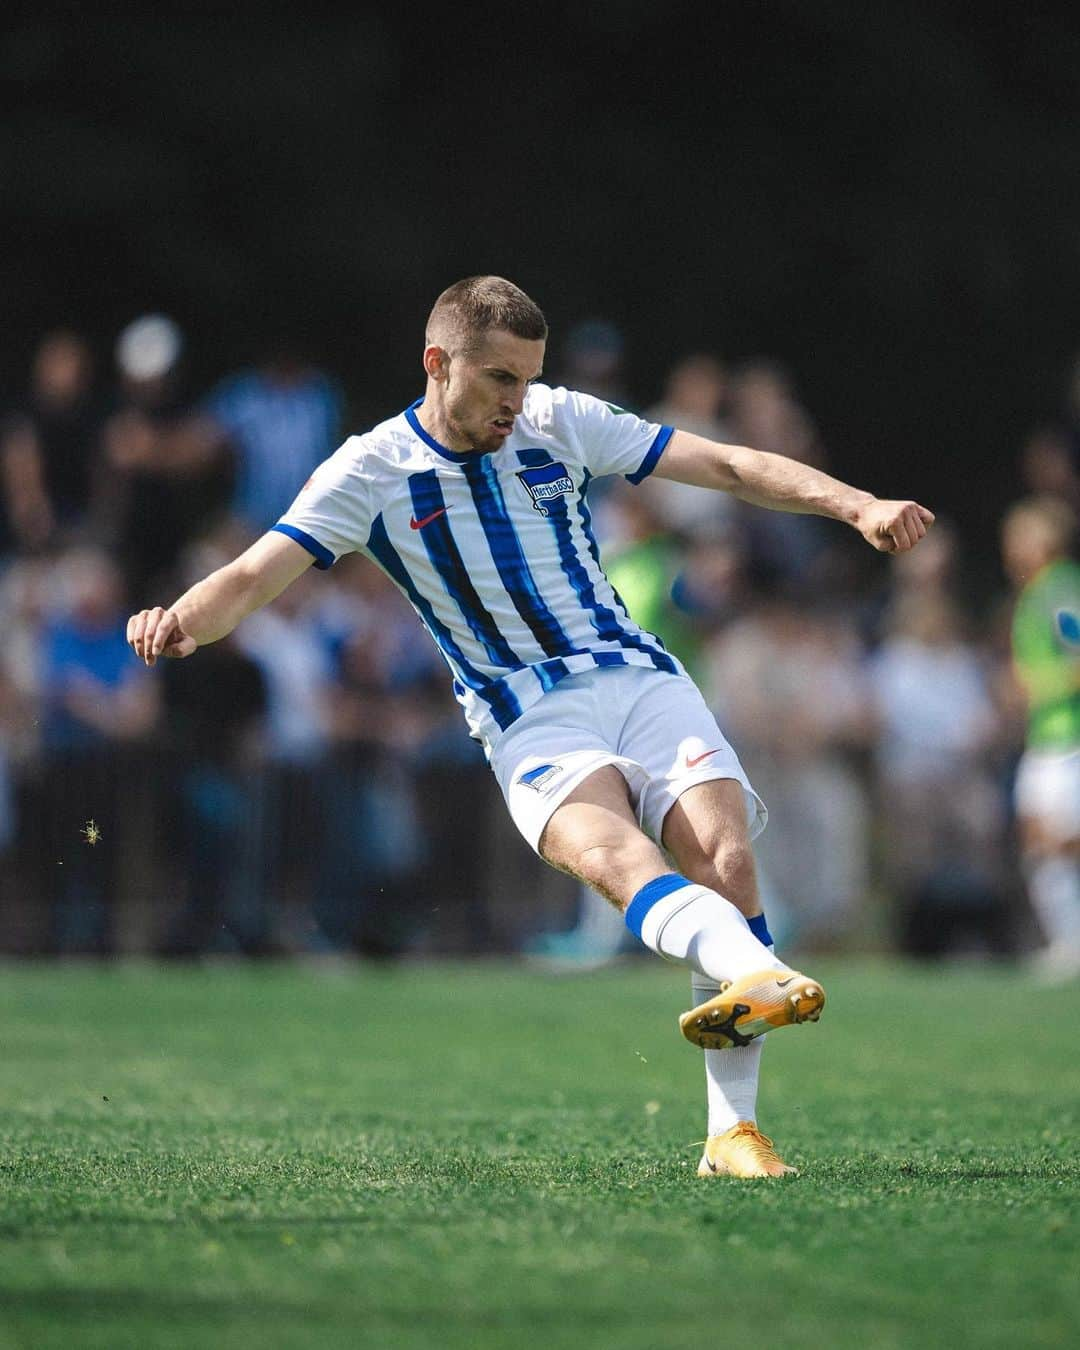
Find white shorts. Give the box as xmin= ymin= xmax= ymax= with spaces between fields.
xmin=1014 ymin=747 xmax=1080 ymax=840
xmin=489 ymin=664 xmax=767 ymax=854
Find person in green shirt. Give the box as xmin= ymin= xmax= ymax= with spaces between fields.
xmin=1002 ymin=496 xmax=1080 ymax=978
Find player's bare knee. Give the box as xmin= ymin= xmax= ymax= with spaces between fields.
xmin=582 ymin=835 xmax=659 ymax=896
xmin=542 ymin=827 xmax=662 ymax=907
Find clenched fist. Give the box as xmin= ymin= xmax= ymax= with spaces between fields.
xmin=126 ymin=607 xmax=198 ymax=667
xmin=856 ymin=499 xmax=935 ymax=553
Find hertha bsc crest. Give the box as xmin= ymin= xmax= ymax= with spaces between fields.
xmin=518 ymin=763 xmax=562 ymax=791
xmin=516 ymin=461 xmax=574 ymax=516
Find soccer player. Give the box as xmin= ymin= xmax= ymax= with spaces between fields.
xmin=1001 ymin=497 xmax=1080 ymax=980
xmin=128 ymin=277 xmax=935 ymax=1177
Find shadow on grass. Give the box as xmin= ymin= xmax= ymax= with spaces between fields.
xmin=0 ymin=1285 xmax=629 ymax=1333
xmin=0 ymin=1213 xmax=380 ymax=1238
xmin=0 ymin=1287 xmax=300 ymax=1318
xmin=821 ymin=1157 xmax=1078 ymax=1183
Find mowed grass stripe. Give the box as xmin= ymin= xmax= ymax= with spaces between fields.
xmin=1 ymin=962 xmax=1076 ymax=1350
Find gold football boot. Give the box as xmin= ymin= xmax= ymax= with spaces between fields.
xmin=698 ymin=1122 xmax=797 ymax=1178
xmin=679 ymin=969 xmax=825 ymax=1050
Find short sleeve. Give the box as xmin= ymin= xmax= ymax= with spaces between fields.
xmin=273 ymin=436 xmax=373 ymax=569
xmin=551 ymin=387 xmax=673 ymax=482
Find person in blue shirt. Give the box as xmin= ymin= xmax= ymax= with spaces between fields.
xmin=41 ymin=547 xmax=158 ymax=952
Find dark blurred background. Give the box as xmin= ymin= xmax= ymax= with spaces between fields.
xmin=6 ymin=2 xmax=1080 ymax=542
xmin=1 ymin=3 xmax=1078 ymax=965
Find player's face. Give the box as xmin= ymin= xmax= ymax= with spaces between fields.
xmin=438 ymin=330 xmax=546 ymax=453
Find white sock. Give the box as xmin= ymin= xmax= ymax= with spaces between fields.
xmin=1026 ymin=856 xmax=1080 ymax=948
xmin=692 ymin=971 xmax=764 ymax=1135
xmin=626 ymin=875 xmax=790 ymax=984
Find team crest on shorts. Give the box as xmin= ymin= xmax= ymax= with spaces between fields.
xmin=516 ymin=461 xmax=574 ymax=516
xmin=518 ymin=763 xmax=562 ymax=792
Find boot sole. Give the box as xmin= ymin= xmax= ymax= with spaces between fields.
xmin=679 ymin=971 xmax=825 ymax=1050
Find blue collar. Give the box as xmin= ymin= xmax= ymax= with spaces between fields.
xmin=404 ymin=398 xmax=479 ymax=464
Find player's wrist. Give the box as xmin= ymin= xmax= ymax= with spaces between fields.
xmin=847 ymin=492 xmax=878 ymax=533
xmin=166 ymin=602 xmax=200 ymax=645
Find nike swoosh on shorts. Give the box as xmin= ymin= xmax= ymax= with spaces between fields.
xmin=686 ymin=747 xmax=722 ymax=768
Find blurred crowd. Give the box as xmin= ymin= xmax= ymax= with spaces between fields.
xmin=1 ymin=316 xmax=1077 ymax=968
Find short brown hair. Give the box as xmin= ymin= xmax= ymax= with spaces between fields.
xmin=426 ymin=276 xmax=548 ymax=354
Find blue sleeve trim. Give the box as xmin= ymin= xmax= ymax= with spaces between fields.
xmin=624 ymin=872 xmax=689 ymax=939
xmin=747 ymin=912 xmax=774 ymax=948
xmin=625 ymin=425 xmax=674 ymax=486
xmin=272 ymin=523 xmax=335 ymax=570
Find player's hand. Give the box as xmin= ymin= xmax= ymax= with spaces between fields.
xmin=856 ymin=499 xmax=935 ymax=553
xmin=126 ymin=607 xmax=198 ymax=666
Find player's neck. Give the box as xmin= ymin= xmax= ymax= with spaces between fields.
xmin=415 ymin=387 xmax=471 ymax=453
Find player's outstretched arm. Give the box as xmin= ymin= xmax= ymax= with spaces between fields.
xmin=654 ymin=429 xmax=934 ymax=552
xmin=127 ymin=531 xmax=315 ymax=667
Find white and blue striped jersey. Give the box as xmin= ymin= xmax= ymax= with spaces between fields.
xmin=274 ymin=383 xmax=681 ymax=750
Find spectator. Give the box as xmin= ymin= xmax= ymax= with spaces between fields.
xmin=554 ymin=319 xmax=629 ymax=406
xmin=643 ymin=353 xmax=736 ymax=541
xmin=100 ymin=315 xmax=232 ymax=600
xmin=318 ymin=560 xmax=450 ymax=955
xmin=601 ymin=482 xmax=703 ymax=678
xmin=0 ymin=557 xmax=52 ymax=742
xmin=869 ymin=593 xmax=1012 ymax=958
xmin=230 ymin=567 xmax=337 ymax=949
xmin=0 ymin=331 xmax=103 ymax=551
xmin=727 ymin=361 xmax=836 ymax=591
xmin=158 ymin=539 xmax=267 ymax=957
xmin=1018 ymin=424 xmax=1080 ymax=516
xmin=1001 ymin=496 xmax=1080 ymax=978
xmin=197 ymin=345 xmax=342 ymax=534
xmin=37 ymin=547 xmax=158 ymax=952
xmin=861 ymin=516 xmax=963 ymax=650
xmin=729 ymin=360 xmax=819 ymax=463
xmin=705 ymin=593 xmax=872 ymax=946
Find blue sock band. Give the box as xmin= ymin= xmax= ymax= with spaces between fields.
xmin=747 ymin=912 xmax=773 ymax=947
xmin=625 ymin=873 xmax=690 ymax=940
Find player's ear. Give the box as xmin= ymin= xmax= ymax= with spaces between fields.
xmin=423 ymin=344 xmax=450 ymax=382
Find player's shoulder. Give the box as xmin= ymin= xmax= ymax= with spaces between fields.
xmin=519 ymin=381 xmax=558 ymax=431
xmin=331 ymin=407 xmax=428 ymax=471
xmin=520 ymin=383 xmax=613 ymax=436
xmin=525 ymin=382 xmax=612 ymax=413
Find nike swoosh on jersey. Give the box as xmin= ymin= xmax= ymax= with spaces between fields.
xmin=686 ymin=747 xmax=723 ymax=768
xmin=409 ymin=507 xmax=449 ymax=530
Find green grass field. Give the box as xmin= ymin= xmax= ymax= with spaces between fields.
xmin=2 ymin=960 xmax=1076 ymax=1349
